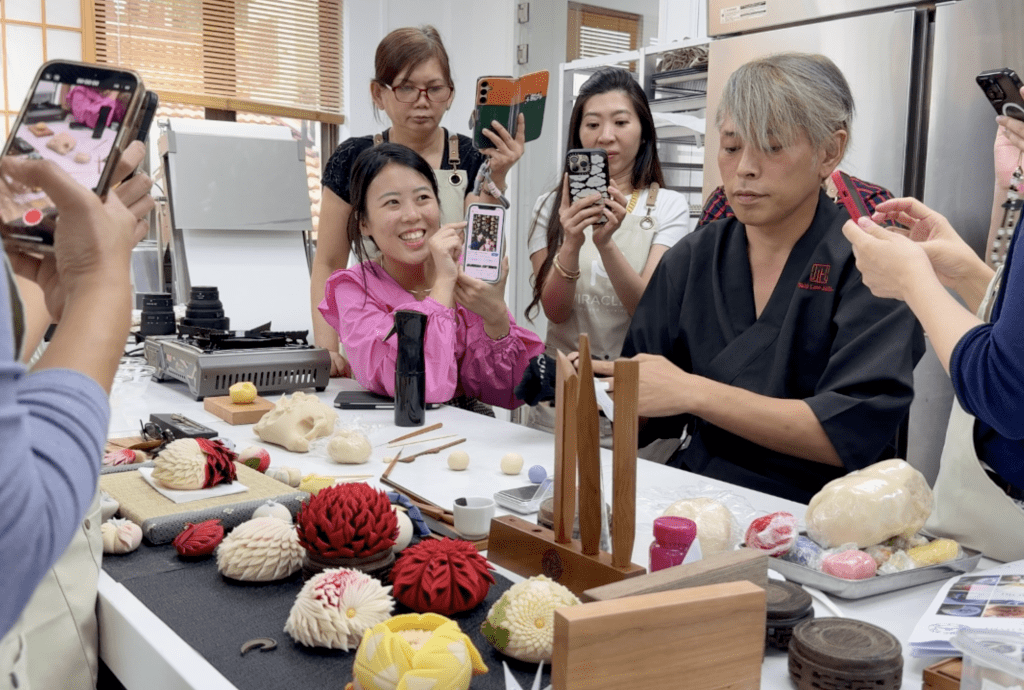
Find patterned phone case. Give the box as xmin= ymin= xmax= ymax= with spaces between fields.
xmin=566 ymin=148 xmax=608 ymax=223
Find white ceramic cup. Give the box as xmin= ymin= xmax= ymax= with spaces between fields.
xmin=452 ymin=496 xmax=495 ymax=540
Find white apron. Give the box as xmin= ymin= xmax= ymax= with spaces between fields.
xmin=925 ymin=265 xmax=1024 ymax=562
xmin=0 ymin=492 xmax=103 ymax=690
xmin=529 ymin=187 xmax=661 ymax=440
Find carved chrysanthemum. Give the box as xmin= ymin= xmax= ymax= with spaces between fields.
xmin=284 ymin=568 xmax=394 ymax=650
xmin=216 ymin=517 xmax=303 ymax=581
xmin=481 ymin=575 xmax=580 ymax=663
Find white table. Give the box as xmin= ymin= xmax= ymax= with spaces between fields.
xmin=99 ymin=376 xmax=972 ymax=689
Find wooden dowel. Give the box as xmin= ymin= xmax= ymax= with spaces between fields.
xmin=381 ymin=448 xmax=404 ymax=480
xmin=612 ymin=359 xmax=639 ymax=568
xmin=387 ymin=434 xmax=458 ymax=448
xmin=576 ymin=334 xmax=602 ymax=556
xmin=385 ymin=422 xmax=443 ymax=445
xmin=555 ymin=351 xmax=578 ymax=545
xmin=398 ymin=438 xmax=466 ymax=463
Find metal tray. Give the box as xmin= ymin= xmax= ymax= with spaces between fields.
xmin=769 ymin=543 xmax=983 ymax=600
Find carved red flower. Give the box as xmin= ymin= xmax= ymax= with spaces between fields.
xmin=295 ymin=483 xmax=398 ymax=559
xmin=390 ymin=538 xmax=495 ymax=616
xmin=173 ymin=519 xmax=225 ymax=557
xmin=196 ymin=438 xmax=238 ymax=488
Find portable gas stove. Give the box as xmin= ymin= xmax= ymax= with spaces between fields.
xmin=144 ymin=324 xmax=331 ymax=400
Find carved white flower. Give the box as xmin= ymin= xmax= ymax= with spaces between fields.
xmin=152 ymin=438 xmax=205 ymax=490
xmin=482 ymin=575 xmax=580 ymax=663
xmin=284 ymin=568 xmax=394 ymax=650
xmin=216 ymin=517 xmax=303 ymax=581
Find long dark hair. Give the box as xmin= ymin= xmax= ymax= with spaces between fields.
xmin=526 ymin=67 xmax=665 ymax=320
xmin=347 ymin=143 xmax=440 ymax=272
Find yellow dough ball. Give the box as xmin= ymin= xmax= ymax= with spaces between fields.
xmin=501 ymin=453 xmax=524 ymax=475
xmin=229 ymin=381 xmax=258 ymax=404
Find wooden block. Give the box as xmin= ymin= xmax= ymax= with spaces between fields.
xmin=203 ymin=395 xmax=274 ymax=425
xmin=611 ymin=359 xmax=638 ymax=568
xmin=580 ymin=548 xmax=768 ymax=602
xmin=575 ymin=335 xmax=601 ymax=556
xmin=923 ymin=658 xmax=961 ymax=690
xmin=554 ymin=352 xmax=578 ymax=545
xmin=486 ymin=515 xmax=645 ymax=597
xmin=553 ymin=581 xmax=766 ymax=690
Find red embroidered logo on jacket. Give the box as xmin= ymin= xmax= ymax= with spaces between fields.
xmin=798 ymin=263 xmax=834 ymax=292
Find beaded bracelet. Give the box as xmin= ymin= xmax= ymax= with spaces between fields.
xmin=552 ymin=254 xmax=581 ymax=281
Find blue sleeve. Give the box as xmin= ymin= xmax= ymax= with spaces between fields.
xmin=950 ymin=242 xmax=1024 ymax=439
xmin=0 ymin=278 xmax=110 ymax=636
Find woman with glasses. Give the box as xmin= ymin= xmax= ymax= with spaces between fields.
xmin=311 ymin=25 xmax=524 ymax=377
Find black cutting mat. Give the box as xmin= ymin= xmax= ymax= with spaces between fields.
xmin=103 ymin=543 xmax=552 ymax=689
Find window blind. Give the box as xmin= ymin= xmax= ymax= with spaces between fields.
xmin=87 ymin=0 xmax=343 ymax=124
xmin=567 ymin=2 xmax=641 ymax=63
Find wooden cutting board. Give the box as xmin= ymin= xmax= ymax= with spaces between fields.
xmin=203 ymin=395 xmax=274 ymax=424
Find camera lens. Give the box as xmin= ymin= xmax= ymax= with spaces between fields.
xmin=479 ymin=96 xmax=487 ymax=104
xmin=182 ymin=285 xmax=230 ymax=331
xmin=480 ymin=81 xmax=489 ymax=88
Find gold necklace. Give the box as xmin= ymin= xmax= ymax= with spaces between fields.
xmin=625 ymin=188 xmax=641 ymax=214
xmin=408 ymin=286 xmax=431 ymax=295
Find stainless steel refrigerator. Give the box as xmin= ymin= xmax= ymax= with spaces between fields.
xmin=702 ymin=0 xmax=1024 ymax=482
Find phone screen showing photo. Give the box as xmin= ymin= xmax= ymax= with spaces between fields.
xmin=462 ymin=204 xmax=504 ymax=282
xmin=1 ymin=63 xmax=139 ymax=245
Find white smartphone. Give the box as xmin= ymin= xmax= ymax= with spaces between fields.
xmin=461 ymin=202 xmax=505 ymax=283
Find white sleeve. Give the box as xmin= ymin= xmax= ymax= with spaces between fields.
xmin=651 ymin=189 xmax=694 ymax=248
xmin=527 ymin=191 xmax=558 ymax=256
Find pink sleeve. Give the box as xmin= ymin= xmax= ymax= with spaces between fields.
xmin=319 ymin=268 xmax=460 ymax=403
xmin=459 ymin=309 xmax=545 ymax=409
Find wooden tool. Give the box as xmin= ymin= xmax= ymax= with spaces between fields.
xmin=395 ymin=438 xmax=465 ymax=463
xmin=385 ymin=422 xmax=442 ymax=445
xmin=203 ymin=395 xmax=274 ymax=425
xmin=611 ymin=359 xmax=638 ymax=568
xmin=381 ymin=449 xmax=404 ymax=480
xmin=580 ymin=548 xmax=768 ymax=602
xmin=554 ymin=351 xmax=578 ymax=544
xmin=552 ymin=581 xmax=766 ymax=690
xmin=575 ymin=335 xmax=601 ymax=556
xmin=387 ymin=434 xmax=457 ymax=448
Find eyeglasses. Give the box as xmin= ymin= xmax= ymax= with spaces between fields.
xmin=387 ymin=83 xmax=452 ymax=103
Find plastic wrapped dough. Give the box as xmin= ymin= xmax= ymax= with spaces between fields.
xmin=805 ymin=459 xmax=933 ymax=549
xmin=662 ymin=497 xmax=738 ymax=555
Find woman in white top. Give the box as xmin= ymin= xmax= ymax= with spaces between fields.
xmin=526 ymin=67 xmax=692 ymax=433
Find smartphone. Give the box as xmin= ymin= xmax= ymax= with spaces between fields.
xmin=830 ymin=170 xmax=871 ymax=222
xmin=334 ymin=390 xmax=440 ymax=410
xmin=977 ymin=68 xmax=1024 ymax=121
xmin=566 ymin=148 xmax=609 ymax=223
xmin=461 ymin=203 xmax=505 ymax=283
xmin=135 ymin=90 xmax=160 ymax=143
xmin=0 ymin=60 xmax=146 ymax=251
xmin=472 ymin=70 xmax=549 ymax=149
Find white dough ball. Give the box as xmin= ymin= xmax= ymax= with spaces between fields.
xmin=392 ymin=508 xmax=414 ymax=552
xmin=252 ymin=500 xmax=293 ymax=523
xmin=447 ymin=450 xmax=470 ymax=471
xmin=501 ymin=452 xmax=524 ymax=475
xmin=101 ymin=518 xmax=142 ymax=554
xmin=327 ymin=429 xmax=372 ymax=464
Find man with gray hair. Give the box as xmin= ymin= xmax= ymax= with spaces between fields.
xmin=612 ymin=53 xmax=924 ymax=503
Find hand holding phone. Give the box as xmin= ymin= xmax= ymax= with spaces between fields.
xmin=830 ymin=170 xmax=871 ymax=222
xmin=977 ymin=68 xmax=1024 ymax=121
xmin=472 ymin=70 xmax=549 ymax=149
xmin=566 ymin=148 xmax=609 ymax=224
xmin=1 ymin=60 xmax=146 ymax=252
xmin=460 ymin=203 xmax=505 ymax=283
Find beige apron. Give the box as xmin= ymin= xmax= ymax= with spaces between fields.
xmin=0 ymin=492 xmax=103 ymax=690
xmin=925 ymin=265 xmax=1024 ymax=562
xmin=529 ymin=187 xmax=661 ymax=439
xmin=373 ymin=131 xmax=468 ymax=225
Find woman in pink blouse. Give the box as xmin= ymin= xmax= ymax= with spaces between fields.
xmin=319 ymin=144 xmax=543 ymax=410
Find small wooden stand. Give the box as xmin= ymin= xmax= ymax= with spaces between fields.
xmin=552 ymin=581 xmax=766 ymax=690
xmin=486 ymin=334 xmax=646 ymax=595
xmin=203 ymin=395 xmax=274 ymax=425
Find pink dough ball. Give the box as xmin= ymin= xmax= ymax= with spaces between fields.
xmin=821 ymin=549 xmax=877 ymax=580
xmin=744 ymin=511 xmax=798 ymax=556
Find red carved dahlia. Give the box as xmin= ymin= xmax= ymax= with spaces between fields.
xmin=295 ymin=483 xmax=398 ymax=559
xmin=173 ymin=519 xmax=225 ymax=557
xmin=390 ymin=538 xmax=495 ymax=616
xmin=196 ymin=438 xmax=238 ymax=488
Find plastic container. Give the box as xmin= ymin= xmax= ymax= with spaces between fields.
xmin=951 ymin=629 xmax=1024 ymax=690
xmin=649 ymin=516 xmax=697 ymax=572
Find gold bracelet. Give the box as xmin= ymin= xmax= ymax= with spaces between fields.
xmin=552 ymin=254 xmax=581 ymax=281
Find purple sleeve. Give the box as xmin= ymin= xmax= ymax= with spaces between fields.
xmin=949 ymin=243 xmax=1024 ymax=439
xmin=319 ymin=268 xmax=460 ymax=403
xmin=459 ymin=309 xmax=545 ymax=409
xmin=1 ymin=283 xmax=109 ymax=636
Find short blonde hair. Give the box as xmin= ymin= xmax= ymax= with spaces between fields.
xmin=716 ymin=52 xmax=853 ymax=159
